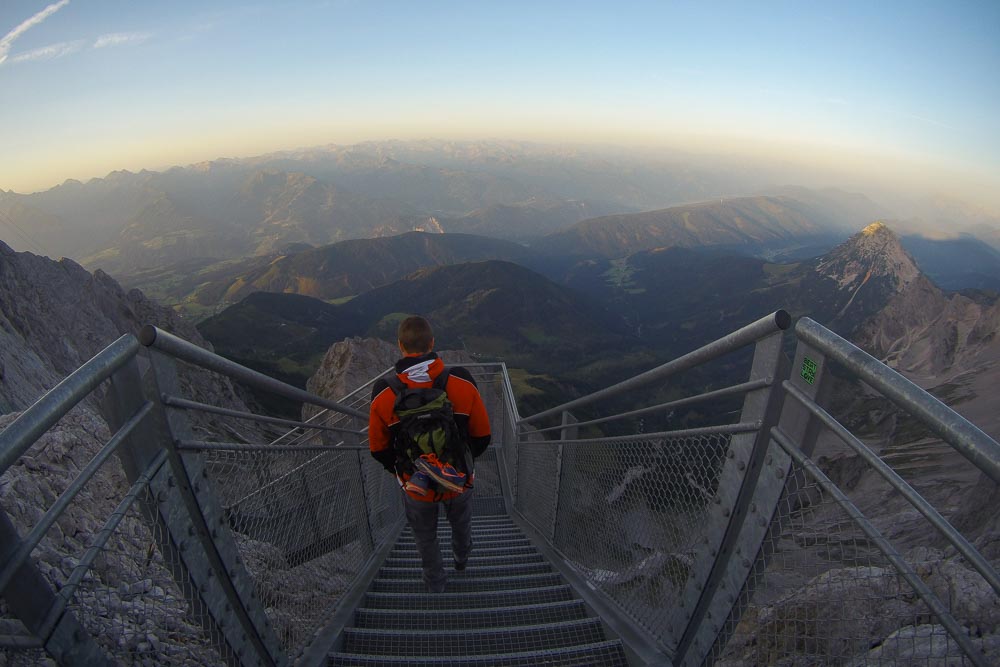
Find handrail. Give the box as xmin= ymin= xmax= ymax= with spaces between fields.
xmin=0 ymin=334 xmax=140 ymax=475
xmin=530 ymin=378 xmax=771 ymax=435
xmin=140 ymin=325 xmax=367 ymax=420
xmin=796 ymin=317 xmax=1000 ymax=484
xmin=519 ymin=310 xmax=790 ymax=425
xmin=39 ymin=450 xmax=169 ymax=640
xmin=162 ymin=395 xmax=364 ymax=435
xmin=177 ymin=440 xmax=369 ymax=452
xmin=535 ymin=421 xmax=761 ymax=446
xmin=0 ymin=402 xmax=153 ymax=594
xmin=770 ymin=425 xmax=989 ymax=667
xmin=782 ymin=380 xmax=1000 ymax=596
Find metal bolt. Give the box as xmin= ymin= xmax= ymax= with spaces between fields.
xmin=157 ymin=490 xmax=167 ymax=503
xmin=750 ymin=503 xmax=757 ymax=514
xmin=766 ymin=455 xmax=773 ymax=466
xmin=742 ymin=558 xmax=751 ymax=568
xmin=776 ymin=469 xmax=785 ymax=478
xmin=727 ymin=450 xmax=735 ymax=459
xmin=737 ymin=461 xmax=746 ymax=471
xmin=723 ymin=508 xmax=730 ymax=517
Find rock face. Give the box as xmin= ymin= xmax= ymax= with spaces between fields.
xmin=0 ymin=241 xmax=254 ymax=441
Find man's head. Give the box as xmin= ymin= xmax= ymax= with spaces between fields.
xmin=397 ymin=316 xmax=434 ymax=355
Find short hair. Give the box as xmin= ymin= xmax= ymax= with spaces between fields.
xmin=397 ymin=316 xmax=434 ymax=354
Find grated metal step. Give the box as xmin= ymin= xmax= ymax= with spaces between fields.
xmin=332 ymin=516 xmax=630 ymax=665
xmin=354 ymin=599 xmax=590 ymax=630
xmin=361 ymin=585 xmax=577 ymax=611
xmin=342 ymin=618 xmax=607 ymax=656
xmin=378 ymin=562 xmax=553 ymax=579
xmin=370 ymin=572 xmax=564 ymax=594
xmin=383 ymin=552 xmax=545 ymax=568
xmin=394 ymin=536 xmax=532 ymax=551
xmin=328 ymin=640 xmax=629 ymax=666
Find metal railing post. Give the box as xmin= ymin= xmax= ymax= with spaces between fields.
xmin=675 ymin=329 xmax=789 ymax=663
xmin=550 ymin=411 xmax=578 ymax=542
xmin=141 ymin=349 xmax=287 ymax=667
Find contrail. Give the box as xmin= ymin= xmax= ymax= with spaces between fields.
xmin=0 ymin=0 xmax=71 ymax=65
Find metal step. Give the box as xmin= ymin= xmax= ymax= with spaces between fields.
xmin=394 ymin=536 xmax=531 ymax=550
xmin=328 ymin=640 xmax=630 ymax=666
xmin=378 ymin=562 xmax=552 ymax=579
xmin=388 ymin=543 xmax=539 ymax=559
xmin=361 ymin=585 xmax=577 ymax=610
xmin=399 ymin=528 xmax=523 ymax=540
xmin=369 ymin=572 xmax=563 ymax=594
xmin=383 ymin=552 xmax=544 ymax=568
xmin=354 ymin=599 xmax=589 ymax=630
xmin=341 ymin=618 xmax=607 ymax=656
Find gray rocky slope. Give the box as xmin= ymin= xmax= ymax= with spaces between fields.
xmin=0 ymin=242 xmax=263 ymax=663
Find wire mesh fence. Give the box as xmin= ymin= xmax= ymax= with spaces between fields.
xmin=66 ymin=489 xmax=231 ymax=667
xmin=515 ymin=432 xmax=734 ymax=649
xmin=710 ymin=454 xmax=998 ymax=666
xmin=204 ymin=444 xmax=402 ymax=656
xmin=0 ymin=405 xmax=232 ymax=666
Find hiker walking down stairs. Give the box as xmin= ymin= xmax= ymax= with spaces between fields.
xmin=368 ymin=316 xmax=492 ymax=593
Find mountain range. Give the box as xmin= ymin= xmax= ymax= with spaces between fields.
xmin=0 ymin=141 xmax=888 ymax=278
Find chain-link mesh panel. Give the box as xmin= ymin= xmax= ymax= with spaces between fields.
xmin=204 ymin=445 xmax=401 ymax=654
xmin=710 ymin=457 xmax=997 ymax=666
xmin=514 ymin=438 xmax=560 ymax=539
xmin=67 ymin=489 xmax=231 ymax=666
xmin=546 ymin=433 xmax=733 ymax=648
xmin=0 ymin=406 xmax=230 ymax=666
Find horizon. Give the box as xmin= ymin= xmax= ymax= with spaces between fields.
xmin=1 ymin=2 xmax=998 ymax=209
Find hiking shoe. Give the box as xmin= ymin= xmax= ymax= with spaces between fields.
xmin=404 ymin=470 xmax=433 ymax=496
xmin=414 ymin=453 xmax=467 ymax=493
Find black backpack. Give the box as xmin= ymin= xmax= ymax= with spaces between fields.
xmin=385 ymin=368 xmax=467 ymax=473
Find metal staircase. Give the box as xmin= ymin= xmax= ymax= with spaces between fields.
xmin=330 ymin=513 xmax=629 ymax=665
xmin=1 ymin=311 xmax=998 ymax=666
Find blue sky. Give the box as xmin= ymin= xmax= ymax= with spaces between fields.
xmin=1 ymin=1 xmax=998 ymax=203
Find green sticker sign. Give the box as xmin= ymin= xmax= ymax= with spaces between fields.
xmin=801 ymin=357 xmax=818 ymax=385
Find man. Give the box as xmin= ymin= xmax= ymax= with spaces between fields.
xmin=368 ymin=316 xmax=491 ymax=592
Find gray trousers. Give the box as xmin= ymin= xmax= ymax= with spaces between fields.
xmin=403 ymin=487 xmax=474 ymax=591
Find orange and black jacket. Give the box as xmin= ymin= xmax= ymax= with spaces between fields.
xmin=369 ymin=352 xmax=491 ymax=502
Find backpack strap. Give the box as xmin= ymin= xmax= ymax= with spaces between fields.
xmin=385 ymin=374 xmax=404 ymax=395
xmin=432 ymin=367 xmax=451 ymax=392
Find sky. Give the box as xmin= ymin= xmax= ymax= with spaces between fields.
xmin=1 ymin=0 xmax=998 ymax=205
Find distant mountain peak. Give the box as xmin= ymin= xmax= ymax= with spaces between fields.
xmin=817 ymin=221 xmax=919 ymax=291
